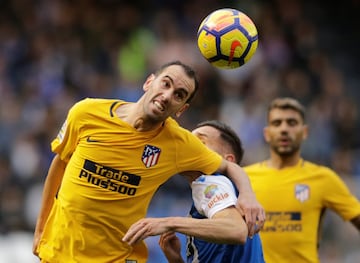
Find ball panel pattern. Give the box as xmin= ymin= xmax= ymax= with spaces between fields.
xmin=197 ymin=8 xmax=258 ymax=69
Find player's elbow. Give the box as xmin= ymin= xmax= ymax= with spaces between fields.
xmin=232 ymin=226 xmax=248 ymax=244
xmin=229 ymin=214 xmax=248 ymax=244
xmin=220 ymin=225 xmax=247 ymax=244
xmin=213 ymin=209 xmax=248 ymax=244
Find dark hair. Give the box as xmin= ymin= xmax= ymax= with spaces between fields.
xmin=196 ymin=120 xmax=244 ymax=164
xmin=155 ymin=60 xmax=199 ymax=103
xmin=268 ymin=97 xmax=306 ymax=122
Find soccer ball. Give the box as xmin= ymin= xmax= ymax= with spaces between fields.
xmin=197 ymin=8 xmax=258 ymax=69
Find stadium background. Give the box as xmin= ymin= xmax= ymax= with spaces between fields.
xmin=0 ymin=0 xmax=359 ymax=262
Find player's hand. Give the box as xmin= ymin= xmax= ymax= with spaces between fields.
xmin=122 ymin=218 xmax=169 ymax=245
xmin=159 ymin=232 xmax=184 ymax=263
xmin=236 ymin=192 xmax=266 ymax=237
xmin=32 ymin=229 xmax=42 ymax=257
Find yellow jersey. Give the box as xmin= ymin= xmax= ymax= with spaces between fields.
xmin=38 ymin=98 xmax=222 ymax=263
xmin=245 ymin=159 xmax=360 ymax=263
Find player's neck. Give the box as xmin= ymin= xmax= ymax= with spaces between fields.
xmin=267 ymin=153 xmax=301 ymax=169
xmin=115 ymin=102 xmax=164 ymax=132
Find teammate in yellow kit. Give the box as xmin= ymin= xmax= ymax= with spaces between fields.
xmin=245 ymin=97 xmax=360 ymax=263
xmin=32 ymin=61 xmax=265 ymax=263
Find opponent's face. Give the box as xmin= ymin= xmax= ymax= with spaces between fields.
xmin=142 ymin=65 xmax=195 ymax=121
xmin=264 ymin=108 xmax=308 ymax=157
xmin=192 ymin=126 xmax=226 ymax=157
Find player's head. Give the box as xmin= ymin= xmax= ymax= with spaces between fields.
xmin=264 ymin=97 xmax=308 ymax=157
xmin=154 ymin=61 xmax=199 ymax=103
xmin=142 ymin=61 xmax=199 ymax=121
xmin=192 ymin=120 xmax=244 ymax=164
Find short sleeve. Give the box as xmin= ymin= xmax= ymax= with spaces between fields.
xmin=191 ymin=175 xmax=237 ymax=218
xmin=175 ymin=129 xmax=223 ymax=175
xmin=323 ymin=169 xmax=360 ymax=221
xmin=51 ymin=99 xmax=87 ymax=161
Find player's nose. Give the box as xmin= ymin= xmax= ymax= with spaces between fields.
xmin=161 ymin=89 xmax=173 ymax=102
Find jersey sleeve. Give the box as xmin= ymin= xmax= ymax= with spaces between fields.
xmin=191 ymin=175 xmax=237 ymax=218
xmin=51 ymin=99 xmax=89 ymax=161
xmin=175 ymin=128 xmax=223 ymax=175
xmin=322 ymin=168 xmax=360 ymax=221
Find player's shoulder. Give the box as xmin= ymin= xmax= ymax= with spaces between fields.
xmin=164 ymin=117 xmax=187 ymax=132
xmin=302 ymin=160 xmax=337 ymax=176
xmin=163 ymin=117 xmax=197 ymax=140
xmin=73 ymin=97 xmax=122 ymax=108
xmin=164 ymin=117 xmax=180 ymax=129
xmin=69 ymin=98 xmax=123 ymax=115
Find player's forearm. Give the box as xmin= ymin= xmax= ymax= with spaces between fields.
xmin=168 ymin=215 xmax=247 ymax=244
xmin=220 ymin=161 xmax=265 ymax=237
xmin=225 ymin=161 xmax=255 ymax=196
xmin=35 ymin=154 xmax=66 ymax=231
xmin=123 ymin=210 xmax=247 ymax=245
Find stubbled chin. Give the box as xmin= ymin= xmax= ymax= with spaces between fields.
xmin=148 ymin=107 xmax=166 ymax=121
xmin=151 ymin=106 xmax=165 ymax=116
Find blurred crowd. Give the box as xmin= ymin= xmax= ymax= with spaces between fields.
xmin=0 ymin=0 xmax=359 ymax=262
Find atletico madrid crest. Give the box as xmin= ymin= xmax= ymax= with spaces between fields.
xmin=142 ymin=144 xmax=161 ymax=168
xmin=295 ymin=184 xmax=310 ymax=203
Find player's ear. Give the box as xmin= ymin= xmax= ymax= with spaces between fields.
xmin=175 ymin=103 xmax=189 ymax=118
xmin=263 ymin=126 xmax=270 ymax=143
xmin=302 ymin=124 xmax=309 ymax=140
xmin=143 ymin=74 xmax=155 ymax=91
xmin=224 ymin=153 xmax=236 ymax=163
